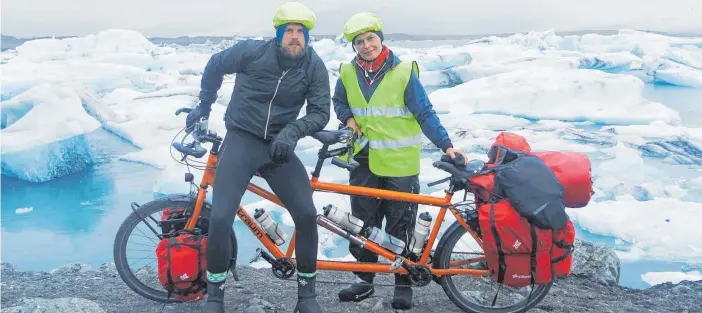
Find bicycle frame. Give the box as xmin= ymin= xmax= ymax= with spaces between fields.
xmin=184 ymin=147 xmax=490 ymax=278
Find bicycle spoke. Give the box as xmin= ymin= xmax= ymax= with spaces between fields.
xmin=126 ymin=249 xmax=158 ymax=253
xmin=127 ymin=241 xmax=158 ymax=248
xmin=127 ymin=254 xmax=156 ymax=269
xmin=134 ymin=224 xmax=159 ymax=246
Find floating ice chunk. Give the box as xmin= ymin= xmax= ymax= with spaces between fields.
xmin=430 ymin=67 xmax=680 ymax=125
xmin=642 ymin=271 xmax=702 ymax=286
xmin=15 ymin=207 xmax=33 ymax=214
xmin=1 ymin=84 xmax=103 ymax=182
xmin=567 ymin=198 xmax=702 ymax=262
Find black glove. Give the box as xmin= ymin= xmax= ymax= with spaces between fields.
xmin=440 ymin=153 xmax=466 ymax=167
xmin=185 ymin=105 xmax=210 ymax=133
xmin=269 ymin=125 xmax=301 ymax=163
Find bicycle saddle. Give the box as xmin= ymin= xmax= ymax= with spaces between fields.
xmin=311 ymin=128 xmax=354 ymax=145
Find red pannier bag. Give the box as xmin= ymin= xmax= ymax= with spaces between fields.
xmin=551 ymin=220 xmax=576 ymax=277
xmin=478 ymin=199 xmax=553 ymax=287
xmin=155 ymin=232 xmax=208 ymax=301
xmin=488 ymin=132 xmax=594 ymax=208
xmin=468 ymin=172 xmax=495 ymax=203
xmin=531 ymin=151 xmax=593 ymax=208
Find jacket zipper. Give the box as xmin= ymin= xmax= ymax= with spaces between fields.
xmin=264 ymin=69 xmax=290 ymax=139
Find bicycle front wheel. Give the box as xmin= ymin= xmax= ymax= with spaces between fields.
xmin=113 ymin=197 xmax=237 ymax=303
xmin=435 ymin=222 xmax=552 ymax=313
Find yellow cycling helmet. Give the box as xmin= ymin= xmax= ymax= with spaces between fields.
xmin=343 ymin=12 xmax=383 ymax=42
xmin=272 ymin=2 xmax=316 ymax=31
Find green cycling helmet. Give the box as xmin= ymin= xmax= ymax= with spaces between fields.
xmin=272 ymin=2 xmax=316 ymax=31
xmin=343 ymin=12 xmax=383 ymax=42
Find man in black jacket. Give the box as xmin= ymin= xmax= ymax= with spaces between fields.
xmin=185 ymin=2 xmax=330 ymax=313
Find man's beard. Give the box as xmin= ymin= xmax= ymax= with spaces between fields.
xmin=282 ymin=41 xmax=304 ymax=58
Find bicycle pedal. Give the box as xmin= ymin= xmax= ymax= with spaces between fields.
xmin=389 ymin=256 xmax=404 ymax=271
xmin=250 ymin=248 xmax=263 ymax=263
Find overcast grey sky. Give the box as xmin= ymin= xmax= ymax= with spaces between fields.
xmin=3 ymin=0 xmax=701 ymax=38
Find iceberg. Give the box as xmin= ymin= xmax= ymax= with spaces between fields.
xmin=433 ymin=29 xmax=702 ymax=88
xmin=429 ymin=67 xmax=681 ymax=126
xmin=1 ymin=135 xmax=95 ymax=182
xmin=644 ymin=58 xmax=702 ymax=88
xmin=601 ymin=122 xmax=702 ymax=165
xmin=1 ymin=85 xmax=101 ymax=182
xmin=567 ymin=197 xmax=702 ymax=263
xmin=1 ymin=29 xmax=173 ymax=100
xmin=642 ymin=271 xmax=702 ymax=286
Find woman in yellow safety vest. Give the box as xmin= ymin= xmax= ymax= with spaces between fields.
xmin=333 ymin=12 xmax=467 ymax=310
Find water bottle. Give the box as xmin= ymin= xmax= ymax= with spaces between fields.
xmin=365 ymin=227 xmax=406 ymax=255
xmin=254 ymin=208 xmax=287 ymax=246
xmin=322 ymin=204 xmax=364 ymax=234
xmin=408 ymin=212 xmax=433 ymax=254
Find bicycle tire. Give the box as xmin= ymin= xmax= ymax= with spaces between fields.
xmin=435 ymin=222 xmax=551 ymax=313
xmin=113 ymin=197 xmax=238 ymax=303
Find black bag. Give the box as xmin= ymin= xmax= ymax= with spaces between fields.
xmin=494 ymin=154 xmax=569 ymax=230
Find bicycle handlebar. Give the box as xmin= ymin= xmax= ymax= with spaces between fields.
xmin=172 ymin=141 xmax=208 ymax=158
xmin=172 ymin=107 xmax=223 ymax=159
xmin=428 ymin=154 xmax=490 ymax=188
xmin=169 ymin=106 xmax=482 ymax=188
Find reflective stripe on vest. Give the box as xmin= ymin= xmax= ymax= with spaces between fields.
xmin=351 ymin=107 xmax=412 ymax=117
xmin=369 ymin=134 xmax=423 ymax=149
xmin=339 ymin=60 xmax=422 ymax=177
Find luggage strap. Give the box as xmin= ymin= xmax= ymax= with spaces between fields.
xmin=551 ymin=240 xmax=574 ymax=263
xmin=489 ymin=202 xmax=505 ymax=307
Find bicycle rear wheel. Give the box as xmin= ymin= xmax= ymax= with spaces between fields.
xmin=435 ymin=222 xmax=551 ymax=313
xmin=113 ymin=197 xmax=237 ymax=303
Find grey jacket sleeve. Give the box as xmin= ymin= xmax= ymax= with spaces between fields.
xmin=198 ymin=39 xmax=259 ymax=110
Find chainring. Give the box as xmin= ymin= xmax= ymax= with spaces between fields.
xmin=272 ymin=258 xmax=296 ymax=279
xmin=409 ymin=265 xmax=433 ymax=287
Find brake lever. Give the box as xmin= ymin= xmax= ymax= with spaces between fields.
xmin=175 ymin=107 xmax=192 ymax=116
xmin=427 ymin=177 xmax=451 ymax=187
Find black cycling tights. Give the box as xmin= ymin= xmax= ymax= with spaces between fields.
xmin=206 ymin=128 xmax=319 ymax=275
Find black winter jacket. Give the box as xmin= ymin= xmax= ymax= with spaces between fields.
xmin=198 ymin=39 xmax=330 ymax=141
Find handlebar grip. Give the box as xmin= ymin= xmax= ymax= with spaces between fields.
xmin=441 ymin=153 xmax=466 ymax=167
xmin=172 ymin=142 xmax=207 ymax=158
xmin=453 ymin=153 xmax=466 ymax=166
xmin=331 ymin=157 xmax=359 ymax=171
xmin=433 ymin=161 xmax=466 ymax=178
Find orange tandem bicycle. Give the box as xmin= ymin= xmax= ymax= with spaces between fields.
xmin=113 ymin=107 xmax=552 ymax=313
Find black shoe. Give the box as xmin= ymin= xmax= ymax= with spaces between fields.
xmin=294 ymin=274 xmax=322 ymax=313
xmin=338 ymin=277 xmax=374 ymax=302
xmin=392 ymin=274 xmax=413 ymax=310
xmin=202 ymin=280 xmax=225 ymax=313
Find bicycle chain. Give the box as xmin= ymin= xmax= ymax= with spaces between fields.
xmin=277 ymin=275 xmax=418 ymax=288
xmin=262 ymin=250 xmax=483 ymax=289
